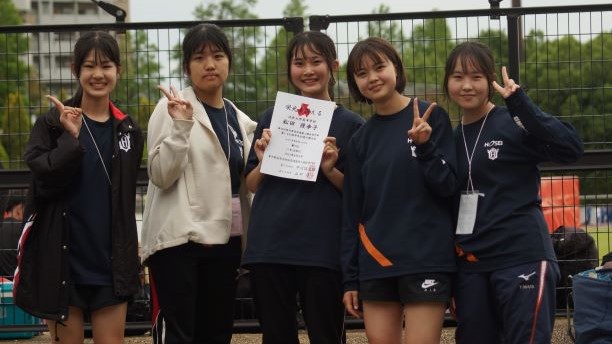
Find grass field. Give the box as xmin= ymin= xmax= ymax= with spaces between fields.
xmin=585 ymin=226 xmax=611 ymax=263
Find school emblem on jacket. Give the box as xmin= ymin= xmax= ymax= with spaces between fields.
xmin=484 ymin=140 xmax=503 ymax=161
xmin=487 ymin=147 xmax=499 ymax=160
xmin=119 ymin=132 xmax=131 ymax=152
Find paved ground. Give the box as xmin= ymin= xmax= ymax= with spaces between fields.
xmin=0 ymin=318 xmax=574 ymax=343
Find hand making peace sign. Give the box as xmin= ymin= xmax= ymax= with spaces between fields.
xmin=492 ymin=66 xmax=521 ymax=99
xmin=46 ymin=95 xmax=82 ymax=139
xmin=158 ymin=85 xmax=193 ymax=120
xmin=407 ymin=97 xmax=436 ymax=146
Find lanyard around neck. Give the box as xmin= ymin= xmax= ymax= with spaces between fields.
xmin=82 ymin=115 xmax=112 ymax=186
xmin=460 ymin=107 xmax=493 ymax=192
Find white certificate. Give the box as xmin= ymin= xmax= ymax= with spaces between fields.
xmin=260 ymin=91 xmax=335 ymax=182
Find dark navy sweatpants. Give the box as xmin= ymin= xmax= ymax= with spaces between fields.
xmin=454 ymin=260 xmax=560 ymax=344
xmin=249 ymin=263 xmax=346 ymax=344
xmin=148 ymin=238 xmax=241 ymax=344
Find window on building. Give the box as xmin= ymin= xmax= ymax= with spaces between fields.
xmin=34 ymin=55 xmax=50 ymax=68
xmin=41 ymin=1 xmax=50 ymax=14
xmin=53 ymin=3 xmax=74 ymax=15
xmin=55 ymin=55 xmax=72 ymax=69
xmin=78 ymin=2 xmax=98 ymax=15
xmin=55 ymin=32 xmax=76 ymax=42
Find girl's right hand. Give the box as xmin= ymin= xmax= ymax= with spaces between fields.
xmin=407 ymin=97 xmax=435 ymax=145
xmin=254 ymin=129 xmax=271 ymax=162
xmin=343 ymin=290 xmax=363 ymax=318
xmin=158 ymin=85 xmax=193 ymax=120
xmin=46 ymin=95 xmax=82 ymax=138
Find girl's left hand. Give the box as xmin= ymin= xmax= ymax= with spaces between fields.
xmin=492 ymin=66 xmax=521 ymax=99
xmin=407 ymin=98 xmax=435 ymax=146
xmin=254 ymin=129 xmax=271 ymax=162
xmin=321 ymin=137 xmax=339 ymax=174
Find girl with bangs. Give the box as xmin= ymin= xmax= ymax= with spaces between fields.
xmin=141 ymin=23 xmax=256 ymax=344
xmin=242 ymin=31 xmax=364 ymax=344
xmin=342 ymin=37 xmax=457 ymax=344
xmin=446 ymin=41 xmax=583 ymax=344
xmin=19 ymin=31 xmax=144 ymax=343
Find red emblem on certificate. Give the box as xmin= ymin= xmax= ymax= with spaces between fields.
xmin=297 ymin=103 xmax=310 ymax=117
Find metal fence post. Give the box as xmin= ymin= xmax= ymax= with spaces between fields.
xmin=507 ymin=14 xmax=521 ymax=84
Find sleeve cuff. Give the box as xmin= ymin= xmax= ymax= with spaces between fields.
xmin=344 ymin=281 xmax=359 ymax=292
xmin=415 ymin=140 xmax=435 ymax=160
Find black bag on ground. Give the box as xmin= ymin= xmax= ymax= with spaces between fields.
xmin=551 ymin=226 xmax=599 ymax=309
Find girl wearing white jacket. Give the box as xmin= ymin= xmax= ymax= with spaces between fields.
xmin=141 ymin=23 xmax=256 ymax=344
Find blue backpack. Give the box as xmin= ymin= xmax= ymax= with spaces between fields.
xmin=570 ymin=268 xmax=612 ymax=343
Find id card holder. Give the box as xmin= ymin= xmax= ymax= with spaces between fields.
xmin=455 ymin=191 xmax=482 ymax=235
xmin=230 ymin=197 xmax=243 ymax=236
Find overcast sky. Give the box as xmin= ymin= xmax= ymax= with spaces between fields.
xmin=129 ymin=0 xmax=612 ymax=22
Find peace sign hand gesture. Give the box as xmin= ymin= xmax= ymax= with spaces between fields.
xmin=492 ymin=66 xmax=520 ymax=99
xmin=407 ymin=98 xmax=435 ymax=146
xmin=158 ymin=85 xmax=193 ymax=120
xmin=46 ymin=95 xmax=82 ymax=138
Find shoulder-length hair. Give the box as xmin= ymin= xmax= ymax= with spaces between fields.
xmin=346 ymin=37 xmax=406 ymax=104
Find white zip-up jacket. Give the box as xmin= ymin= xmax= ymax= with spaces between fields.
xmin=141 ymin=87 xmax=257 ymax=262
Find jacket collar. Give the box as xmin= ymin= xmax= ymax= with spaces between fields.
xmin=110 ymin=102 xmax=127 ymax=121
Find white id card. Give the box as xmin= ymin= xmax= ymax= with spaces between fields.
xmin=455 ymin=191 xmax=482 ymax=235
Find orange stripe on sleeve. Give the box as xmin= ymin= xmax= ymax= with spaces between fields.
xmin=359 ymin=224 xmax=393 ymax=267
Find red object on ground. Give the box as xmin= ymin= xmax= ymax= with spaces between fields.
xmin=540 ymin=176 xmax=581 ymax=233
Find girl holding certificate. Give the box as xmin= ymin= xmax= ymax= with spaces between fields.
xmin=242 ymin=31 xmax=364 ymax=344
xmin=342 ymin=37 xmax=457 ymax=344
xmin=446 ymin=41 xmax=583 ymax=344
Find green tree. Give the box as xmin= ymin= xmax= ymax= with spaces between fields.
xmin=514 ymin=29 xmax=612 ymax=195
xmin=114 ymin=30 xmax=161 ymax=133
xmin=475 ymin=29 xmax=509 ymax=68
xmin=522 ymin=30 xmax=612 ymax=150
xmin=193 ymin=0 xmax=262 ymax=118
xmin=0 ymin=0 xmax=21 ymax=25
xmin=364 ymin=5 xmax=405 ymax=45
xmin=253 ymin=0 xmax=306 ymax=117
xmin=0 ymin=93 xmax=30 ymax=167
xmin=403 ymin=17 xmax=454 ymax=103
xmin=340 ymin=4 xmax=408 ymax=118
xmin=0 ymin=0 xmax=31 ymax=167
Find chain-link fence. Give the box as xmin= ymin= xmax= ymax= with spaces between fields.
xmin=0 ymin=3 xmax=611 ymax=336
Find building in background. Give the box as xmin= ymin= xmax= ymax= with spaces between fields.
xmin=9 ymin=0 xmax=129 ymax=95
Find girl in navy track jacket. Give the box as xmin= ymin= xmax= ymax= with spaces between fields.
xmin=446 ymin=41 xmax=583 ymax=344
xmin=342 ymin=37 xmax=457 ymax=344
